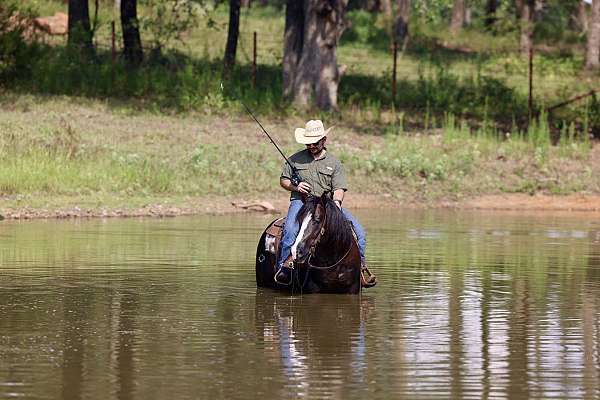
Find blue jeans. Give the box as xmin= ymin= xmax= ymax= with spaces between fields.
xmin=277 ymin=199 xmax=367 ymax=268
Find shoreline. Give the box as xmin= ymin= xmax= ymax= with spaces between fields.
xmin=2 ymin=193 xmax=600 ymax=220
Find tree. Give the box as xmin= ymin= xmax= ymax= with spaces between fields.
xmin=516 ymin=0 xmax=535 ymax=58
xmin=288 ymin=0 xmax=349 ymax=111
xmin=394 ymin=0 xmax=410 ymax=47
xmin=140 ymin=0 xmax=200 ymax=55
xmin=450 ymin=0 xmax=465 ymax=34
xmin=366 ymin=0 xmax=381 ymax=11
xmin=68 ymin=0 xmax=94 ymax=54
xmin=586 ymin=0 xmax=600 ymax=69
xmin=381 ymin=0 xmax=393 ymax=38
xmin=578 ymin=0 xmax=589 ymax=33
xmin=283 ymin=0 xmax=304 ymax=98
xmin=223 ymin=0 xmax=241 ymax=76
xmin=485 ymin=0 xmax=498 ymax=29
xmin=121 ymin=0 xmax=143 ymax=65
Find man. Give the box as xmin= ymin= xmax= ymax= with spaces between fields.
xmin=275 ymin=120 xmax=376 ymax=288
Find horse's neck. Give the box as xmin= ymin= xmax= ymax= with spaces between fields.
xmin=315 ymin=227 xmax=351 ymax=263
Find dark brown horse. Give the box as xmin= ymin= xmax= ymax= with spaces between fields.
xmin=256 ymin=193 xmax=362 ymax=294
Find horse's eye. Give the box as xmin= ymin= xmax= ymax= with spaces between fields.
xmin=314 ymin=218 xmax=321 ymax=224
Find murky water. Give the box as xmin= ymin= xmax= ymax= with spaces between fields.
xmin=1 ymin=210 xmax=600 ymax=400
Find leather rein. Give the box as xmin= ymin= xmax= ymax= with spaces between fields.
xmin=306 ymin=207 xmax=353 ymax=270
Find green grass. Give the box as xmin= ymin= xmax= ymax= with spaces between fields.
xmin=1 ymin=1 xmax=599 ymax=211
xmin=1 ymin=98 xmax=597 ymax=206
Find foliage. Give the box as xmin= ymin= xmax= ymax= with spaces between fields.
xmin=0 ymin=0 xmax=37 ymax=78
xmin=342 ymin=10 xmax=389 ymax=49
xmin=139 ymin=0 xmax=209 ymax=54
xmin=411 ymin=0 xmax=454 ymax=25
xmin=589 ymin=94 xmax=600 ymax=139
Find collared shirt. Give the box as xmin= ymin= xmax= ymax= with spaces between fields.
xmin=281 ymin=149 xmax=348 ymax=201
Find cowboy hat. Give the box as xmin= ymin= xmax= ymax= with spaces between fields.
xmin=294 ymin=120 xmax=335 ymax=144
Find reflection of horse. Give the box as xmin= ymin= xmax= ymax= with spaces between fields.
xmin=254 ymin=290 xmax=373 ymax=392
xmin=256 ymin=194 xmax=362 ymax=294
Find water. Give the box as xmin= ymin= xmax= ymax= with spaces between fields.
xmin=1 ymin=210 xmax=600 ymax=400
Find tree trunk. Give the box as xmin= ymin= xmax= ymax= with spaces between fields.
xmin=120 ymin=0 xmax=143 ymax=66
xmin=283 ymin=0 xmax=304 ymax=98
xmin=465 ymin=6 xmax=472 ymax=25
xmin=314 ymin=0 xmax=347 ymax=110
xmin=450 ymin=0 xmax=465 ymax=34
xmin=574 ymin=0 xmax=589 ymax=33
xmin=516 ymin=0 xmax=535 ymax=58
xmin=381 ymin=0 xmax=392 ymax=37
xmin=293 ymin=0 xmax=348 ymax=111
xmin=293 ymin=1 xmax=320 ymax=108
xmin=394 ymin=0 xmax=410 ymax=46
xmin=241 ymin=0 xmax=251 ymax=8
xmin=484 ymin=0 xmax=497 ymax=28
xmin=586 ymin=0 xmax=600 ymax=69
xmin=68 ymin=0 xmax=94 ymax=53
xmin=223 ymin=0 xmax=241 ymax=76
xmin=366 ymin=0 xmax=380 ymax=12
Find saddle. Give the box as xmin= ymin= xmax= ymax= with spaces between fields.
xmin=264 ymin=217 xmax=286 ymax=256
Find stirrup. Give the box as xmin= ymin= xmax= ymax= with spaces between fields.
xmin=360 ymin=265 xmax=377 ymax=288
xmin=274 ymin=262 xmax=294 ymax=286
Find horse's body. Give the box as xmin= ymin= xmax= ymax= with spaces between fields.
xmin=255 ymin=194 xmax=362 ymax=294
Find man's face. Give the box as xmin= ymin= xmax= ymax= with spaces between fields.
xmin=306 ymin=138 xmax=326 ymax=155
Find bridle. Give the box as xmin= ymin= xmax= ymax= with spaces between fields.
xmin=305 ymin=205 xmax=353 ymax=270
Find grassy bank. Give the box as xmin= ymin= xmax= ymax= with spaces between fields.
xmin=0 ymin=95 xmax=598 ymax=218
xmin=1 ymin=2 xmax=600 ymax=217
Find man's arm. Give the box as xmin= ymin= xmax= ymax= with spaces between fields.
xmin=332 ymin=188 xmax=345 ymax=209
xmin=280 ymin=177 xmax=312 ymax=195
xmin=331 ymin=160 xmax=347 ymax=209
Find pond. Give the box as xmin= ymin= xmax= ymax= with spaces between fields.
xmin=1 ymin=210 xmax=600 ymax=399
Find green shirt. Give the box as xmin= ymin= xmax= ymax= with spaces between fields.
xmin=281 ymin=149 xmax=348 ymax=201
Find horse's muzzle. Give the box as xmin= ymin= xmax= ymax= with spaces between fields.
xmin=294 ymin=248 xmax=310 ymax=265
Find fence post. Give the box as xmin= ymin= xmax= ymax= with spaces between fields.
xmin=111 ymin=21 xmax=116 ymax=65
xmin=392 ymin=40 xmax=398 ymax=106
xmin=528 ymin=45 xmax=533 ymax=121
xmin=252 ymin=31 xmax=257 ymax=89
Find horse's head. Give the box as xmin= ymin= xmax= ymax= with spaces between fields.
xmin=291 ymin=193 xmax=350 ymax=265
xmin=290 ymin=195 xmax=326 ymax=264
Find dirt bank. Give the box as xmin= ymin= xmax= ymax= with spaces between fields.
xmin=2 ymin=193 xmax=600 ymax=220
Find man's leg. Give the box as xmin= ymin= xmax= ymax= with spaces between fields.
xmin=277 ymin=199 xmax=304 ymax=271
xmin=341 ymin=208 xmax=376 ymax=287
xmin=341 ymin=208 xmax=376 ymax=288
xmin=340 ymin=208 xmax=366 ymax=265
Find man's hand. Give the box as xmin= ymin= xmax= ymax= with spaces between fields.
xmin=296 ymin=182 xmax=312 ymax=195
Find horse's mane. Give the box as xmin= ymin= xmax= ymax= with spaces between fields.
xmin=297 ymin=196 xmax=353 ymax=248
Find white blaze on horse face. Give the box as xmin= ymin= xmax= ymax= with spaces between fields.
xmin=291 ymin=212 xmax=312 ymax=260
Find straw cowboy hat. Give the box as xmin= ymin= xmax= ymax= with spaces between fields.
xmin=294 ymin=120 xmax=335 ymax=144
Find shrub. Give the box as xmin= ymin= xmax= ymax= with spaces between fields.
xmin=0 ymin=0 xmax=37 ymax=78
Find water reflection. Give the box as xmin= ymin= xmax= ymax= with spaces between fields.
xmin=0 ymin=211 xmax=599 ymax=399
xmin=254 ymin=292 xmax=373 ymax=398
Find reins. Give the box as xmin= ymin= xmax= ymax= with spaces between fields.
xmin=306 ymin=205 xmax=353 ymax=270
xmin=307 ymin=242 xmax=353 ymax=270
